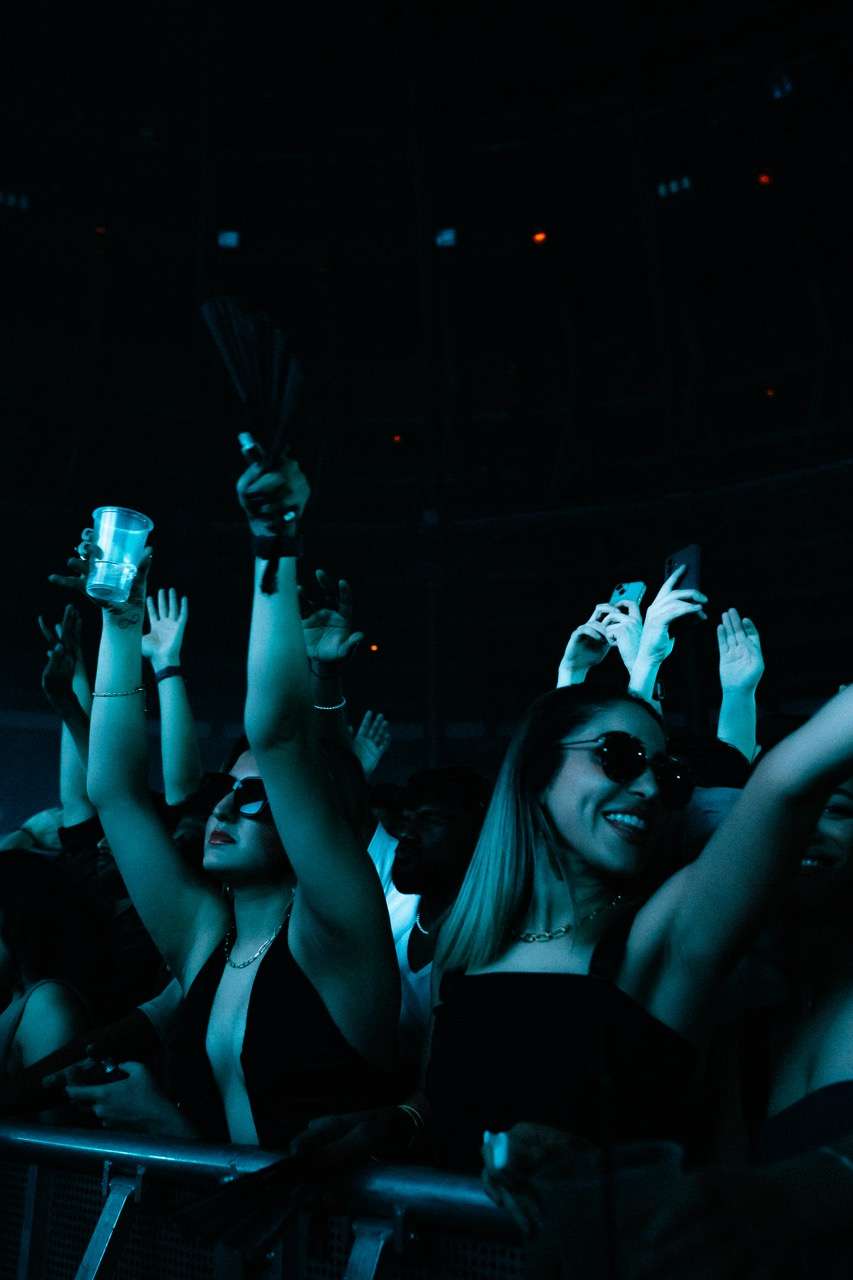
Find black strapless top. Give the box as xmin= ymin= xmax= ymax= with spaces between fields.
xmin=425 ymin=912 xmax=696 ymax=1171
xmin=758 ymin=1081 xmax=853 ymax=1164
xmin=166 ymin=924 xmax=394 ymax=1147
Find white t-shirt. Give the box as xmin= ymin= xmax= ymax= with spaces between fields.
xmin=368 ymin=824 xmax=433 ymax=1068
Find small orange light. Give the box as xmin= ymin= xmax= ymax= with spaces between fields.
xmin=95 ymin=226 xmax=107 ymax=235
xmin=369 ymin=643 xmax=380 ymax=653
xmin=765 ymin=387 xmax=776 ymax=398
xmin=757 ymin=173 xmax=773 ymax=186
xmin=532 ymin=231 xmax=547 ymax=243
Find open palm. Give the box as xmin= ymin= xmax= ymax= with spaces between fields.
xmin=301 ymin=570 xmax=364 ymax=665
xmin=718 ymin=609 xmax=764 ymax=692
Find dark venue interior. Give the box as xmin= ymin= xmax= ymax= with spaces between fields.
xmin=1 ymin=2 xmax=853 ymax=1278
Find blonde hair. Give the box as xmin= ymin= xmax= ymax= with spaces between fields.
xmin=435 ymin=687 xmax=662 ymax=976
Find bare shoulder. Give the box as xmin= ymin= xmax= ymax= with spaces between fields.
xmin=20 ymin=982 xmax=87 ymax=1021
xmin=14 ymin=982 xmax=90 ymax=1068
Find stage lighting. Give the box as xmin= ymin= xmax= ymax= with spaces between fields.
xmin=369 ymin=643 xmax=380 ymax=653
xmin=757 ymin=173 xmax=773 ymax=186
xmin=435 ymin=228 xmax=457 ymax=248
xmin=532 ymin=231 xmax=547 ymax=243
xmin=217 ymin=230 xmax=240 ymax=249
xmin=771 ymin=76 xmax=793 ymax=100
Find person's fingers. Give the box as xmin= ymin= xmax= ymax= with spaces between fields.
xmin=338 ymin=579 xmax=353 ymax=618
xmin=722 ymin=611 xmax=737 ymax=644
xmin=168 ymin=587 xmax=178 ymax=618
xmin=727 ymin=606 xmax=744 ymax=632
xmin=64 ymin=1083 xmax=106 ymax=1104
xmin=591 ymin=604 xmax=618 ymax=624
xmin=664 ymin=589 xmax=708 ymax=604
xmin=179 ymin=596 xmax=188 ymax=625
xmin=37 ymin=616 xmax=55 ymax=646
xmin=716 ymin=624 xmax=728 ymax=654
xmin=48 ymin=574 xmax=85 ymax=591
xmin=157 ymin=588 xmax=166 ymax=619
xmin=341 ymin=632 xmax=364 ymax=660
xmin=146 ymin=596 xmax=158 ymax=626
xmin=742 ymin=617 xmax=761 ymax=645
xmin=357 ymin=711 xmax=373 ymax=736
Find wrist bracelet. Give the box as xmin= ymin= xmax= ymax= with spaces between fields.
xmin=155 ymin=666 xmax=183 ymax=684
xmin=396 ymin=1103 xmax=425 ymax=1148
xmin=92 ymin=687 xmax=146 ymax=698
xmin=252 ymin=529 xmax=303 ymax=561
xmin=313 ymin=698 xmax=347 ymax=712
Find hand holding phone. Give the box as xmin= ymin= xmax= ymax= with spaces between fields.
xmin=638 ymin=560 xmax=708 ymax=666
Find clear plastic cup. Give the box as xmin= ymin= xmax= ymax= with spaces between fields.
xmin=86 ymin=507 xmax=154 ymax=606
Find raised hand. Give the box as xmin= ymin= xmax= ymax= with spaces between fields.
xmin=301 ymin=569 xmax=365 ymax=667
xmin=352 ymin=711 xmax=391 ymax=777
xmin=636 ymin=565 xmax=708 ymax=666
xmin=717 ymin=609 xmax=764 ymax=693
xmin=49 ymin=530 xmax=151 ymax=627
xmin=557 ymin=605 xmax=618 ymax=685
xmin=236 ymin=455 xmax=310 ymax=537
xmin=38 ymin=604 xmax=83 ymax=708
xmin=142 ymin=589 xmax=189 ymax=670
xmin=603 ymin=597 xmax=645 ymax=674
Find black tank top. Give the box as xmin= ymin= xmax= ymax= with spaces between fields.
xmin=166 ymin=923 xmax=394 ymax=1147
xmin=425 ymin=908 xmax=697 ymax=1170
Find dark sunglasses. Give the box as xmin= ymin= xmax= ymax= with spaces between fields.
xmin=207 ymin=772 xmax=273 ymax=822
xmin=560 ymin=732 xmax=694 ymax=810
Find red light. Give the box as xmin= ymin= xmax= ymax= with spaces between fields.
xmin=369 ymin=643 xmax=380 ymax=653
xmin=95 ymin=226 xmax=107 ymax=235
xmin=392 ymin=434 xmax=402 ymax=444
xmin=757 ymin=173 xmax=773 ymax=186
xmin=532 ymin=231 xmax=547 ymax=243
xmin=765 ymin=387 xmax=776 ymax=398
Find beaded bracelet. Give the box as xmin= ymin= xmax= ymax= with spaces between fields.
xmin=92 ymin=687 xmax=146 ymax=698
xmin=313 ymin=697 xmax=347 ymax=712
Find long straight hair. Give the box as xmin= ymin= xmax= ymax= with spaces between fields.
xmin=435 ymin=687 xmax=664 ymax=976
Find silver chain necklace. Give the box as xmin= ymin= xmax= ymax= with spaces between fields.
xmin=225 ymin=895 xmax=294 ymax=969
xmin=515 ymin=894 xmax=624 ymax=944
xmin=413 ymin=912 xmax=431 ymax=936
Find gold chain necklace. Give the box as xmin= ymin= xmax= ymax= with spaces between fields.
xmin=515 ymin=894 xmax=624 ymax=944
xmin=225 ymin=895 xmax=295 ymax=969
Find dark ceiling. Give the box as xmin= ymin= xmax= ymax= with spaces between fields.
xmin=2 ymin=1 xmax=852 ymax=753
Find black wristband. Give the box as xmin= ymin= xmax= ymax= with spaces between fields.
xmin=155 ymin=666 xmax=183 ymax=684
xmin=252 ymin=530 xmax=303 ymax=561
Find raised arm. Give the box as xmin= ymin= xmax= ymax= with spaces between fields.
xmin=300 ymin=569 xmax=364 ymax=752
xmin=716 ymin=608 xmax=764 ymax=763
xmin=622 ymin=565 xmax=708 ymax=705
xmin=352 ymin=711 xmax=392 ymax=779
xmin=141 ymin=588 xmax=203 ymax=805
xmin=239 ymin=460 xmax=395 ymax=959
xmin=39 ymin=606 xmax=95 ymax=826
xmin=79 ymin=536 xmax=226 ymax=987
xmin=555 ymin=605 xmax=615 ymax=688
xmin=646 ymin=683 xmax=853 ymax=1004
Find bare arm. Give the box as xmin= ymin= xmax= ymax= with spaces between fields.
xmin=716 ymin=610 xmax=764 ymax=763
xmin=143 ymin=590 xmax=203 ymax=805
xmin=39 ymin=607 xmax=95 ymax=825
xmin=239 ymin=464 xmax=396 ymax=960
xmin=86 ymin=556 xmax=226 ymax=987
xmin=644 ymin=685 xmax=853 ymax=1002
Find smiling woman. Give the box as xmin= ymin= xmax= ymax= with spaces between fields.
xmin=426 ymin=682 xmax=853 ymax=1172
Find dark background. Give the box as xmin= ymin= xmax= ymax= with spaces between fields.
xmin=2 ymin=1 xmax=852 ymax=822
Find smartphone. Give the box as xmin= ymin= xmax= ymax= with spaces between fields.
xmin=610 ymin=582 xmax=646 ymax=607
xmin=664 ymin=544 xmax=702 ymax=592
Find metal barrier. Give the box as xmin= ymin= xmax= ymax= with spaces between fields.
xmin=0 ymin=1124 xmax=523 ymax=1280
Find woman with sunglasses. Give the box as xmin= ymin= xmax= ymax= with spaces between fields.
xmin=83 ymin=456 xmax=399 ymax=1147
xmin=425 ymin=682 xmax=853 ymax=1172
